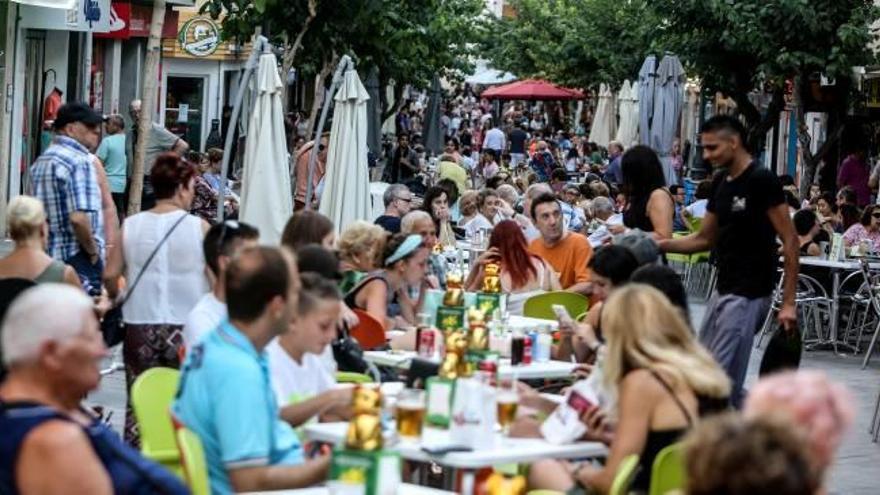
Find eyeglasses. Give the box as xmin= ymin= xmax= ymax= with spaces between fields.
xmin=396 ymin=197 xmax=413 ymax=203
xmin=318 ymin=144 xmax=326 ymax=151
xmin=872 ymin=212 xmax=880 ymax=219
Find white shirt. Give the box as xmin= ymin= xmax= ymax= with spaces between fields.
xmin=465 ymin=213 xmax=494 ymax=239
xmin=266 ymin=339 xmax=336 ymax=407
xmin=685 ymin=199 xmax=708 ymax=219
xmin=121 ymin=211 xmax=209 ymax=324
xmin=182 ymin=292 xmax=227 ymax=348
xmin=483 ymin=128 xmax=506 ymax=151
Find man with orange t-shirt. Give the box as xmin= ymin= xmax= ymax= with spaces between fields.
xmin=528 ymin=192 xmax=593 ymax=295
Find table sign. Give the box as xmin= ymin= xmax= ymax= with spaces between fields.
xmin=330 ymin=386 xmax=401 ymax=495
xmin=425 ymin=377 xmax=455 ymax=427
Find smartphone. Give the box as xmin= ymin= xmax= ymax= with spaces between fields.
xmin=567 ymin=390 xmax=595 ymax=415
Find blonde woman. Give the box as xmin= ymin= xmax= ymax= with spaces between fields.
xmin=529 ymin=285 xmax=730 ymax=494
xmin=0 ymin=196 xmax=80 ymax=286
xmin=337 ymin=221 xmax=387 ymax=294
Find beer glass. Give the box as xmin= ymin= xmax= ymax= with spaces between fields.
xmin=396 ymin=388 xmax=426 ymax=438
xmin=496 ymin=384 xmax=519 ymax=435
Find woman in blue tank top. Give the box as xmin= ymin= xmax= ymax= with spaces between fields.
xmin=0 ymin=284 xmax=187 ymax=494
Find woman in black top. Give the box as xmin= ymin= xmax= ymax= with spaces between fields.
xmin=528 ymin=285 xmax=730 ymax=493
xmin=620 ymin=145 xmax=675 ymax=240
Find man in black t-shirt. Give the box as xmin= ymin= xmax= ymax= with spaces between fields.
xmin=390 ymin=134 xmax=421 ymax=185
xmin=660 ymin=116 xmax=798 ymax=408
xmin=508 ymin=123 xmax=529 ymax=170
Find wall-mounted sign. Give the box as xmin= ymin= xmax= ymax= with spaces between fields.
xmin=19 ymin=0 xmax=111 ymax=32
xmin=178 ymin=17 xmax=220 ymax=57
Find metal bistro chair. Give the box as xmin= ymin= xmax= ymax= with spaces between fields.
xmin=756 ymin=270 xmax=832 ymax=349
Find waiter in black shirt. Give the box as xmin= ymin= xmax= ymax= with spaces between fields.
xmin=659 ymin=115 xmax=798 ymax=408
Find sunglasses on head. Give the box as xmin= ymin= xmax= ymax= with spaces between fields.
xmin=216 ymin=220 xmax=241 ymax=254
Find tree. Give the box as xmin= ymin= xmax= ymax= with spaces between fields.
xmin=202 ymin=0 xmax=485 ymax=132
xmin=129 ymin=0 xmax=168 ymax=215
xmin=652 ymin=0 xmax=879 ymax=191
xmin=482 ymin=0 xmax=662 ymax=90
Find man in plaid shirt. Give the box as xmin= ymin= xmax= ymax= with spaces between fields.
xmin=29 ymin=102 xmax=105 ymax=292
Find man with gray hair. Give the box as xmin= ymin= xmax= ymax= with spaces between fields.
xmin=604 ymin=140 xmax=624 ymax=185
xmin=129 ymin=99 xmax=189 ymax=210
xmin=374 ymin=184 xmax=413 ymax=234
xmin=0 ymin=283 xmax=189 ymax=493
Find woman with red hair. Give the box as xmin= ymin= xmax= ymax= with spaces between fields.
xmin=465 ymin=220 xmax=560 ymax=314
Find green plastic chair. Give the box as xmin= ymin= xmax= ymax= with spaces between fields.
xmin=523 ymin=291 xmax=589 ymax=321
xmin=610 ymin=454 xmax=640 ymax=495
xmin=131 ymin=367 xmax=181 ymax=476
xmin=176 ymin=428 xmax=210 ymax=495
xmin=336 ymin=371 xmax=374 ymax=383
xmin=649 ymin=443 xmax=685 ymax=495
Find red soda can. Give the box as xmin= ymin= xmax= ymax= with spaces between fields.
xmin=418 ymin=328 xmax=435 ymax=358
xmin=522 ymin=336 xmax=532 ymax=365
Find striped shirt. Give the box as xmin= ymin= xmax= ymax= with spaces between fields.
xmin=29 ymin=136 xmax=104 ymax=261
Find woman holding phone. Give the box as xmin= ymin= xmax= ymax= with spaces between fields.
xmin=464 ymin=220 xmax=560 ymax=314
xmin=528 ymin=285 xmax=730 ymax=493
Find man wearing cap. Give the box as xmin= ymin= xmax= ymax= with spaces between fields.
xmin=29 ymin=102 xmax=106 ymax=290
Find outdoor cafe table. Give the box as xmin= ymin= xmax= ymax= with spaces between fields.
xmin=242 ymin=483 xmax=454 ymax=494
xmin=303 ymin=422 xmax=607 ymax=494
xmin=797 ymin=257 xmax=880 ymax=353
xmin=364 ymin=350 xmax=577 ymax=381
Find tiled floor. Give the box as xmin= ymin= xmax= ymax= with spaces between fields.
xmin=89 ymin=302 xmax=880 ymax=493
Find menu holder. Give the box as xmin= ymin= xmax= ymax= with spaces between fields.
xmin=425 ymin=376 xmax=455 ymax=428
xmin=436 ymin=306 xmax=466 ymax=331
xmin=329 ymin=449 xmax=401 ymax=495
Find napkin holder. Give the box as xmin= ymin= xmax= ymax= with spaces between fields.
xmin=329 ymin=450 xmax=401 ymax=495
xmin=449 ymin=377 xmax=497 ymax=449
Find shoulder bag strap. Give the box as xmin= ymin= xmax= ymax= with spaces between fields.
xmin=118 ymin=212 xmax=189 ymax=306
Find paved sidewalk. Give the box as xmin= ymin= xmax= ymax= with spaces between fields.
xmin=90 ymin=302 xmax=880 ymax=493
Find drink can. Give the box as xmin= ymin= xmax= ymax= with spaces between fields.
xmin=511 ymin=335 xmax=525 ymax=365
xmin=523 ymin=335 xmax=532 ymax=365
xmin=478 ymin=355 xmax=499 ymax=386
xmin=418 ymin=328 xmax=435 ymax=358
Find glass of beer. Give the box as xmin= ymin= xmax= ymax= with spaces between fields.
xmin=496 ymin=387 xmax=519 ymax=435
xmin=396 ymin=388 xmax=426 ymax=438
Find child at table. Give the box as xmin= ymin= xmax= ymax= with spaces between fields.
xmin=268 ymin=273 xmax=352 ymax=426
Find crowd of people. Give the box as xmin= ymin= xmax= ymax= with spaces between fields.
xmin=0 ymin=97 xmax=863 ymax=495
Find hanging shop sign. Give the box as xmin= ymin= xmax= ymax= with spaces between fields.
xmin=94 ymin=2 xmax=179 ymax=39
xmin=178 ymin=17 xmax=220 ymax=57
xmin=19 ymin=0 xmax=111 ymax=32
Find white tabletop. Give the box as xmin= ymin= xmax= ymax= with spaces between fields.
xmin=797 ymin=256 xmax=880 ymax=270
xmin=364 ymin=351 xmax=577 ymax=381
xmin=507 ymin=315 xmax=559 ymax=331
xmin=241 ymin=483 xmax=454 ymax=494
xmin=304 ymin=422 xmax=606 ymax=470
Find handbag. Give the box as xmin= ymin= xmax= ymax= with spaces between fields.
xmin=100 ymin=213 xmax=189 ymax=347
xmin=331 ymin=322 xmax=369 ymax=374
xmin=759 ymin=323 xmax=802 ymax=376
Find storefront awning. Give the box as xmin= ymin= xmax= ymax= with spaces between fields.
xmin=10 ymin=0 xmax=76 ymax=8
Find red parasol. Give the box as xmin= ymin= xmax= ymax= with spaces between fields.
xmin=481 ymin=79 xmax=585 ymax=101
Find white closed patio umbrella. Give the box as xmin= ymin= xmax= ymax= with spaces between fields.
xmin=614 ymin=80 xmax=639 ymax=147
xmin=239 ymin=52 xmax=292 ymax=245
xmin=588 ymin=83 xmax=616 ymax=148
xmin=319 ymin=69 xmax=371 ymax=234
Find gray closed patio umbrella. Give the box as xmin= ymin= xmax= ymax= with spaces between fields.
xmin=637 ymin=55 xmax=656 ymax=147
xmin=365 ymin=67 xmax=382 ymax=159
xmin=422 ymin=76 xmax=444 ymax=156
xmin=649 ymin=54 xmax=686 ymax=185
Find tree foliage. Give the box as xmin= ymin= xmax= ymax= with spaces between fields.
xmin=202 ymin=0 xmax=486 ymax=95
xmin=481 ymin=0 xmax=662 ymax=89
